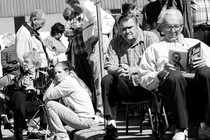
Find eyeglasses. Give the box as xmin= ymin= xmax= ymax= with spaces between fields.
xmin=164 ymin=24 xmax=183 ymax=31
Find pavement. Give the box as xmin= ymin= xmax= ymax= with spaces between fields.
xmin=0 ymin=107 xmax=200 ymax=140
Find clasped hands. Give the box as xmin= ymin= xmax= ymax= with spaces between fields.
xmin=117 ymin=64 xmax=136 ymax=80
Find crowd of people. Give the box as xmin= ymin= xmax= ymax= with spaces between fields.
xmin=0 ymin=0 xmax=209 ymax=140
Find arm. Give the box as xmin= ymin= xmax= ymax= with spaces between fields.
xmin=1 ymin=50 xmax=19 ymax=72
xmin=104 ymin=39 xmax=120 ymax=76
xmin=16 ymin=35 xmax=31 ymax=67
xmin=138 ymin=45 xmax=164 ymax=91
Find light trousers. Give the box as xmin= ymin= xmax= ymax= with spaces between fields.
xmin=45 ymin=101 xmax=93 ymax=139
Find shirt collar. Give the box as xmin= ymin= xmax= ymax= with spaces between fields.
xmin=23 ymin=22 xmax=40 ymax=37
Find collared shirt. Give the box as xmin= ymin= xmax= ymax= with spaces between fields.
xmin=105 ymin=28 xmax=159 ymax=86
xmin=80 ymin=0 xmax=115 ymax=42
xmin=1 ymin=45 xmax=20 ymax=75
xmin=138 ymin=35 xmax=210 ymax=91
xmin=16 ymin=23 xmax=48 ymax=68
xmin=191 ymin=0 xmax=210 ymax=26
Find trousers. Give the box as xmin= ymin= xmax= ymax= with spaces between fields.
xmin=45 ymin=101 xmax=93 ymax=139
xmin=160 ymin=66 xmax=210 ymax=129
xmin=101 ymin=74 xmax=151 ymax=118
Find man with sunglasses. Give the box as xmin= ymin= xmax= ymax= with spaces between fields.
xmin=16 ymin=9 xmax=49 ymax=69
xmin=139 ymin=8 xmax=210 ymax=140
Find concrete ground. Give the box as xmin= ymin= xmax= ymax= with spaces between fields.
xmin=0 ymin=107 xmax=200 ymax=140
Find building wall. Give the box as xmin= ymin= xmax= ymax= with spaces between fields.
xmin=0 ymin=0 xmax=148 ymax=18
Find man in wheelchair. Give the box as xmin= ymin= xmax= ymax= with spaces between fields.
xmin=138 ymin=8 xmax=210 ymax=140
xmin=3 ymin=50 xmax=50 ymax=140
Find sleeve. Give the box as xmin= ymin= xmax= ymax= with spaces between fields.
xmin=201 ymin=42 xmax=210 ymax=67
xmin=1 ymin=50 xmax=19 ymax=72
xmin=104 ymin=40 xmax=119 ymax=69
xmin=138 ymin=45 xmax=161 ymax=91
xmin=16 ymin=35 xmax=31 ymax=66
xmin=44 ymin=79 xmax=71 ymax=100
xmin=101 ymin=9 xmax=115 ymax=34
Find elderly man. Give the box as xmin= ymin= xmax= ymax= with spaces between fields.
xmin=15 ymin=9 xmax=48 ymax=68
xmin=139 ymin=8 xmax=210 ymax=140
xmin=102 ymin=13 xmax=159 ymax=139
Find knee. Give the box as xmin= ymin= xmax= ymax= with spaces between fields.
xmin=167 ymin=71 xmax=185 ymax=84
xmin=101 ymin=74 xmax=114 ymax=87
xmin=196 ymin=66 xmax=210 ymax=79
xmin=45 ymin=101 xmax=56 ymax=109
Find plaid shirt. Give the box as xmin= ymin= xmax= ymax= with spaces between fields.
xmin=191 ymin=0 xmax=210 ymax=26
xmin=105 ymin=29 xmax=159 ymax=86
xmin=71 ymin=32 xmax=87 ymax=55
xmin=1 ymin=45 xmax=20 ymax=75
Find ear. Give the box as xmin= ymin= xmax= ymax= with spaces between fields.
xmin=65 ymin=70 xmax=70 ymax=75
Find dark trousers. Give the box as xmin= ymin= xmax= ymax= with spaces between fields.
xmin=194 ymin=66 xmax=210 ymax=123
xmin=160 ymin=66 xmax=210 ymax=129
xmin=11 ymin=90 xmax=42 ymax=140
xmin=101 ymin=74 xmax=151 ymax=118
xmin=193 ymin=27 xmax=210 ymax=47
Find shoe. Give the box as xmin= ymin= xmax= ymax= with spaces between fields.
xmin=103 ymin=120 xmax=118 ymax=140
xmin=142 ymin=113 xmax=150 ymax=126
xmin=4 ymin=123 xmax=13 ymax=129
xmin=172 ymin=129 xmax=188 ymax=140
xmin=199 ymin=124 xmax=210 ymax=139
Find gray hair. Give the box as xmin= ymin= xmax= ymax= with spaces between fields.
xmin=158 ymin=8 xmax=183 ymax=25
xmin=2 ymin=33 xmax=15 ymax=47
xmin=29 ymin=9 xmax=46 ymax=21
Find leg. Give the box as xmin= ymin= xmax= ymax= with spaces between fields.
xmin=88 ymin=35 xmax=111 ymax=116
xmin=101 ymin=75 xmax=119 ymax=120
xmin=46 ymin=101 xmax=93 ymax=139
xmin=160 ymin=71 xmax=188 ymax=129
xmin=11 ymin=91 xmax=28 ymax=140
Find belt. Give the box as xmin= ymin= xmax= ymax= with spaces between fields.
xmin=193 ymin=24 xmax=210 ymax=31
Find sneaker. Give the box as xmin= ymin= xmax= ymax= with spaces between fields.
xmin=172 ymin=129 xmax=188 ymax=140
xmin=199 ymin=124 xmax=210 ymax=139
xmin=103 ymin=123 xmax=118 ymax=140
xmin=142 ymin=113 xmax=150 ymax=126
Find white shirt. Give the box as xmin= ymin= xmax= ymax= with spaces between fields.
xmin=80 ymin=0 xmax=115 ymax=42
xmin=138 ymin=36 xmax=210 ymax=91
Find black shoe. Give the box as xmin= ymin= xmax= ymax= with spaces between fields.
xmin=4 ymin=123 xmax=13 ymax=129
xmin=103 ymin=124 xmax=118 ymax=140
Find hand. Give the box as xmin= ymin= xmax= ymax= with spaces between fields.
xmin=117 ymin=68 xmax=129 ymax=79
xmin=163 ymin=63 xmax=176 ymax=72
xmin=157 ymin=63 xmax=175 ymax=81
xmin=192 ymin=56 xmax=206 ymax=69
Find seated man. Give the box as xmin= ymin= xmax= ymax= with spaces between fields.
xmin=101 ymin=13 xmax=159 ymax=138
xmin=138 ymin=8 xmax=210 ymax=140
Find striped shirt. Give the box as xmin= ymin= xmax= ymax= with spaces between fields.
xmin=191 ymin=0 xmax=210 ymax=26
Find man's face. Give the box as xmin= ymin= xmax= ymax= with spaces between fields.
xmin=172 ymin=53 xmax=181 ymax=63
xmin=32 ymin=16 xmax=46 ymax=31
xmin=119 ymin=18 xmax=138 ymax=43
xmin=162 ymin=14 xmax=183 ymax=42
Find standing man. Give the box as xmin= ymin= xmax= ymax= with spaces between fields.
xmin=16 ymin=9 xmax=48 ymax=69
xmin=192 ymin=0 xmax=210 ymax=47
xmin=102 ymin=13 xmax=159 ymax=139
xmin=66 ymin=0 xmax=115 ymax=120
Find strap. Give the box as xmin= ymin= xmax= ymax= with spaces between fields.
xmin=23 ymin=23 xmax=51 ymax=66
